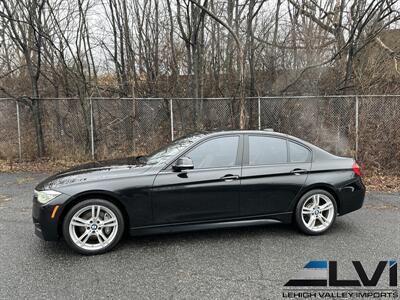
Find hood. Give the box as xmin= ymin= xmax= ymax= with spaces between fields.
xmin=35 ymin=157 xmax=159 ymax=191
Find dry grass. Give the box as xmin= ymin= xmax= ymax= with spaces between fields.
xmin=1 ymin=159 xmax=399 ymax=193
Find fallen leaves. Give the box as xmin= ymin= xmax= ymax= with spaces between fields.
xmin=0 ymin=159 xmax=85 ymax=173
xmin=363 ymin=174 xmax=400 ymax=192
xmin=363 ymin=204 xmax=399 ymax=210
xmin=0 ymin=194 xmax=12 ymax=205
xmin=15 ymin=176 xmax=35 ymax=185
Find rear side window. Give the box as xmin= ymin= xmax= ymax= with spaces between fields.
xmin=186 ymin=136 xmax=239 ymax=169
xmin=248 ymin=136 xmax=287 ymax=165
xmin=289 ymin=141 xmax=311 ymax=162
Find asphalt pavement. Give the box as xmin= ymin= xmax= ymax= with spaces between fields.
xmin=0 ymin=172 xmax=399 ymax=299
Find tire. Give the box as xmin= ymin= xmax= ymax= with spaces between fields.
xmin=62 ymin=199 xmax=125 ymax=255
xmin=295 ymin=189 xmax=337 ymax=235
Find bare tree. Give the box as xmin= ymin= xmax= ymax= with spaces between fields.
xmin=0 ymin=0 xmax=47 ymax=157
xmin=187 ymin=0 xmax=247 ymax=128
xmin=1 ymin=0 xmax=400 ymax=155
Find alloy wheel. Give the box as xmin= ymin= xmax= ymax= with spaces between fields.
xmin=69 ymin=205 xmax=119 ymax=251
xmin=301 ymin=194 xmax=335 ymax=232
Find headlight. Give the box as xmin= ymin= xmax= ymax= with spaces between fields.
xmin=34 ymin=190 xmax=62 ymax=204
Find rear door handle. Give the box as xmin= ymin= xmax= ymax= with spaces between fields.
xmin=290 ymin=168 xmax=307 ymax=175
xmin=220 ymin=174 xmax=240 ymax=181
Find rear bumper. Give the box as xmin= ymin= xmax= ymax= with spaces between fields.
xmin=32 ymin=193 xmax=69 ymax=241
xmin=337 ymin=177 xmax=366 ymax=216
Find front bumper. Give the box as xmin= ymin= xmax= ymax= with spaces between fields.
xmin=32 ymin=193 xmax=70 ymax=241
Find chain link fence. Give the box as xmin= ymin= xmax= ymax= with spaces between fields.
xmin=258 ymin=96 xmax=357 ymax=156
xmin=0 ymin=96 xmax=399 ymax=174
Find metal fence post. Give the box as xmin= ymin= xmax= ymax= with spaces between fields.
xmin=90 ymin=98 xmax=95 ymax=160
xmin=258 ymin=97 xmax=261 ymax=130
xmin=16 ymin=101 xmax=22 ymax=160
xmin=355 ymin=96 xmax=359 ymax=160
xmin=132 ymin=97 xmax=136 ymax=154
xmin=169 ymin=99 xmax=174 ymax=141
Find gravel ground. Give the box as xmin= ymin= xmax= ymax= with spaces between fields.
xmin=0 ymin=172 xmax=399 ymax=299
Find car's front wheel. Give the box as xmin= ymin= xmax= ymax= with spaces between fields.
xmin=295 ymin=190 xmax=337 ymax=235
xmin=62 ymin=199 xmax=124 ymax=255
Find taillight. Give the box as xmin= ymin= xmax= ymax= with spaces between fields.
xmin=352 ymin=162 xmax=361 ymax=176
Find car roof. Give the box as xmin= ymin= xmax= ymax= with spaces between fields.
xmin=197 ymin=129 xmax=297 ymax=142
xmin=203 ymin=129 xmax=286 ymax=137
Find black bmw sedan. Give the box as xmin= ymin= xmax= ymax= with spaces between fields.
xmin=33 ymin=130 xmax=365 ymax=254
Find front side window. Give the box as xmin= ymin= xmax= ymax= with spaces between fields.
xmin=248 ymin=136 xmax=287 ymax=165
xmin=289 ymin=141 xmax=311 ymax=162
xmin=185 ymin=136 xmax=239 ymax=169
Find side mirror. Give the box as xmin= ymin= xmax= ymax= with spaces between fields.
xmin=173 ymin=157 xmax=194 ymax=172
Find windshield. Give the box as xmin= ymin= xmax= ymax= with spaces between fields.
xmin=145 ymin=134 xmax=206 ymax=165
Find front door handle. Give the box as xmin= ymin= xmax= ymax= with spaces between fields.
xmin=220 ymin=174 xmax=240 ymax=181
xmin=290 ymin=168 xmax=308 ymax=175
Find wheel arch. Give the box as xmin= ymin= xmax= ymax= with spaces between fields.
xmin=293 ymin=184 xmax=340 ymax=214
xmin=57 ymin=190 xmax=130 ymax=237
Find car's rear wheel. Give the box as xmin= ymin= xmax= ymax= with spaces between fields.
xmin=62 ymin=199 xmax=124 ymax=255
xmin=295 ymin=190 xmax=337 ymax=235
